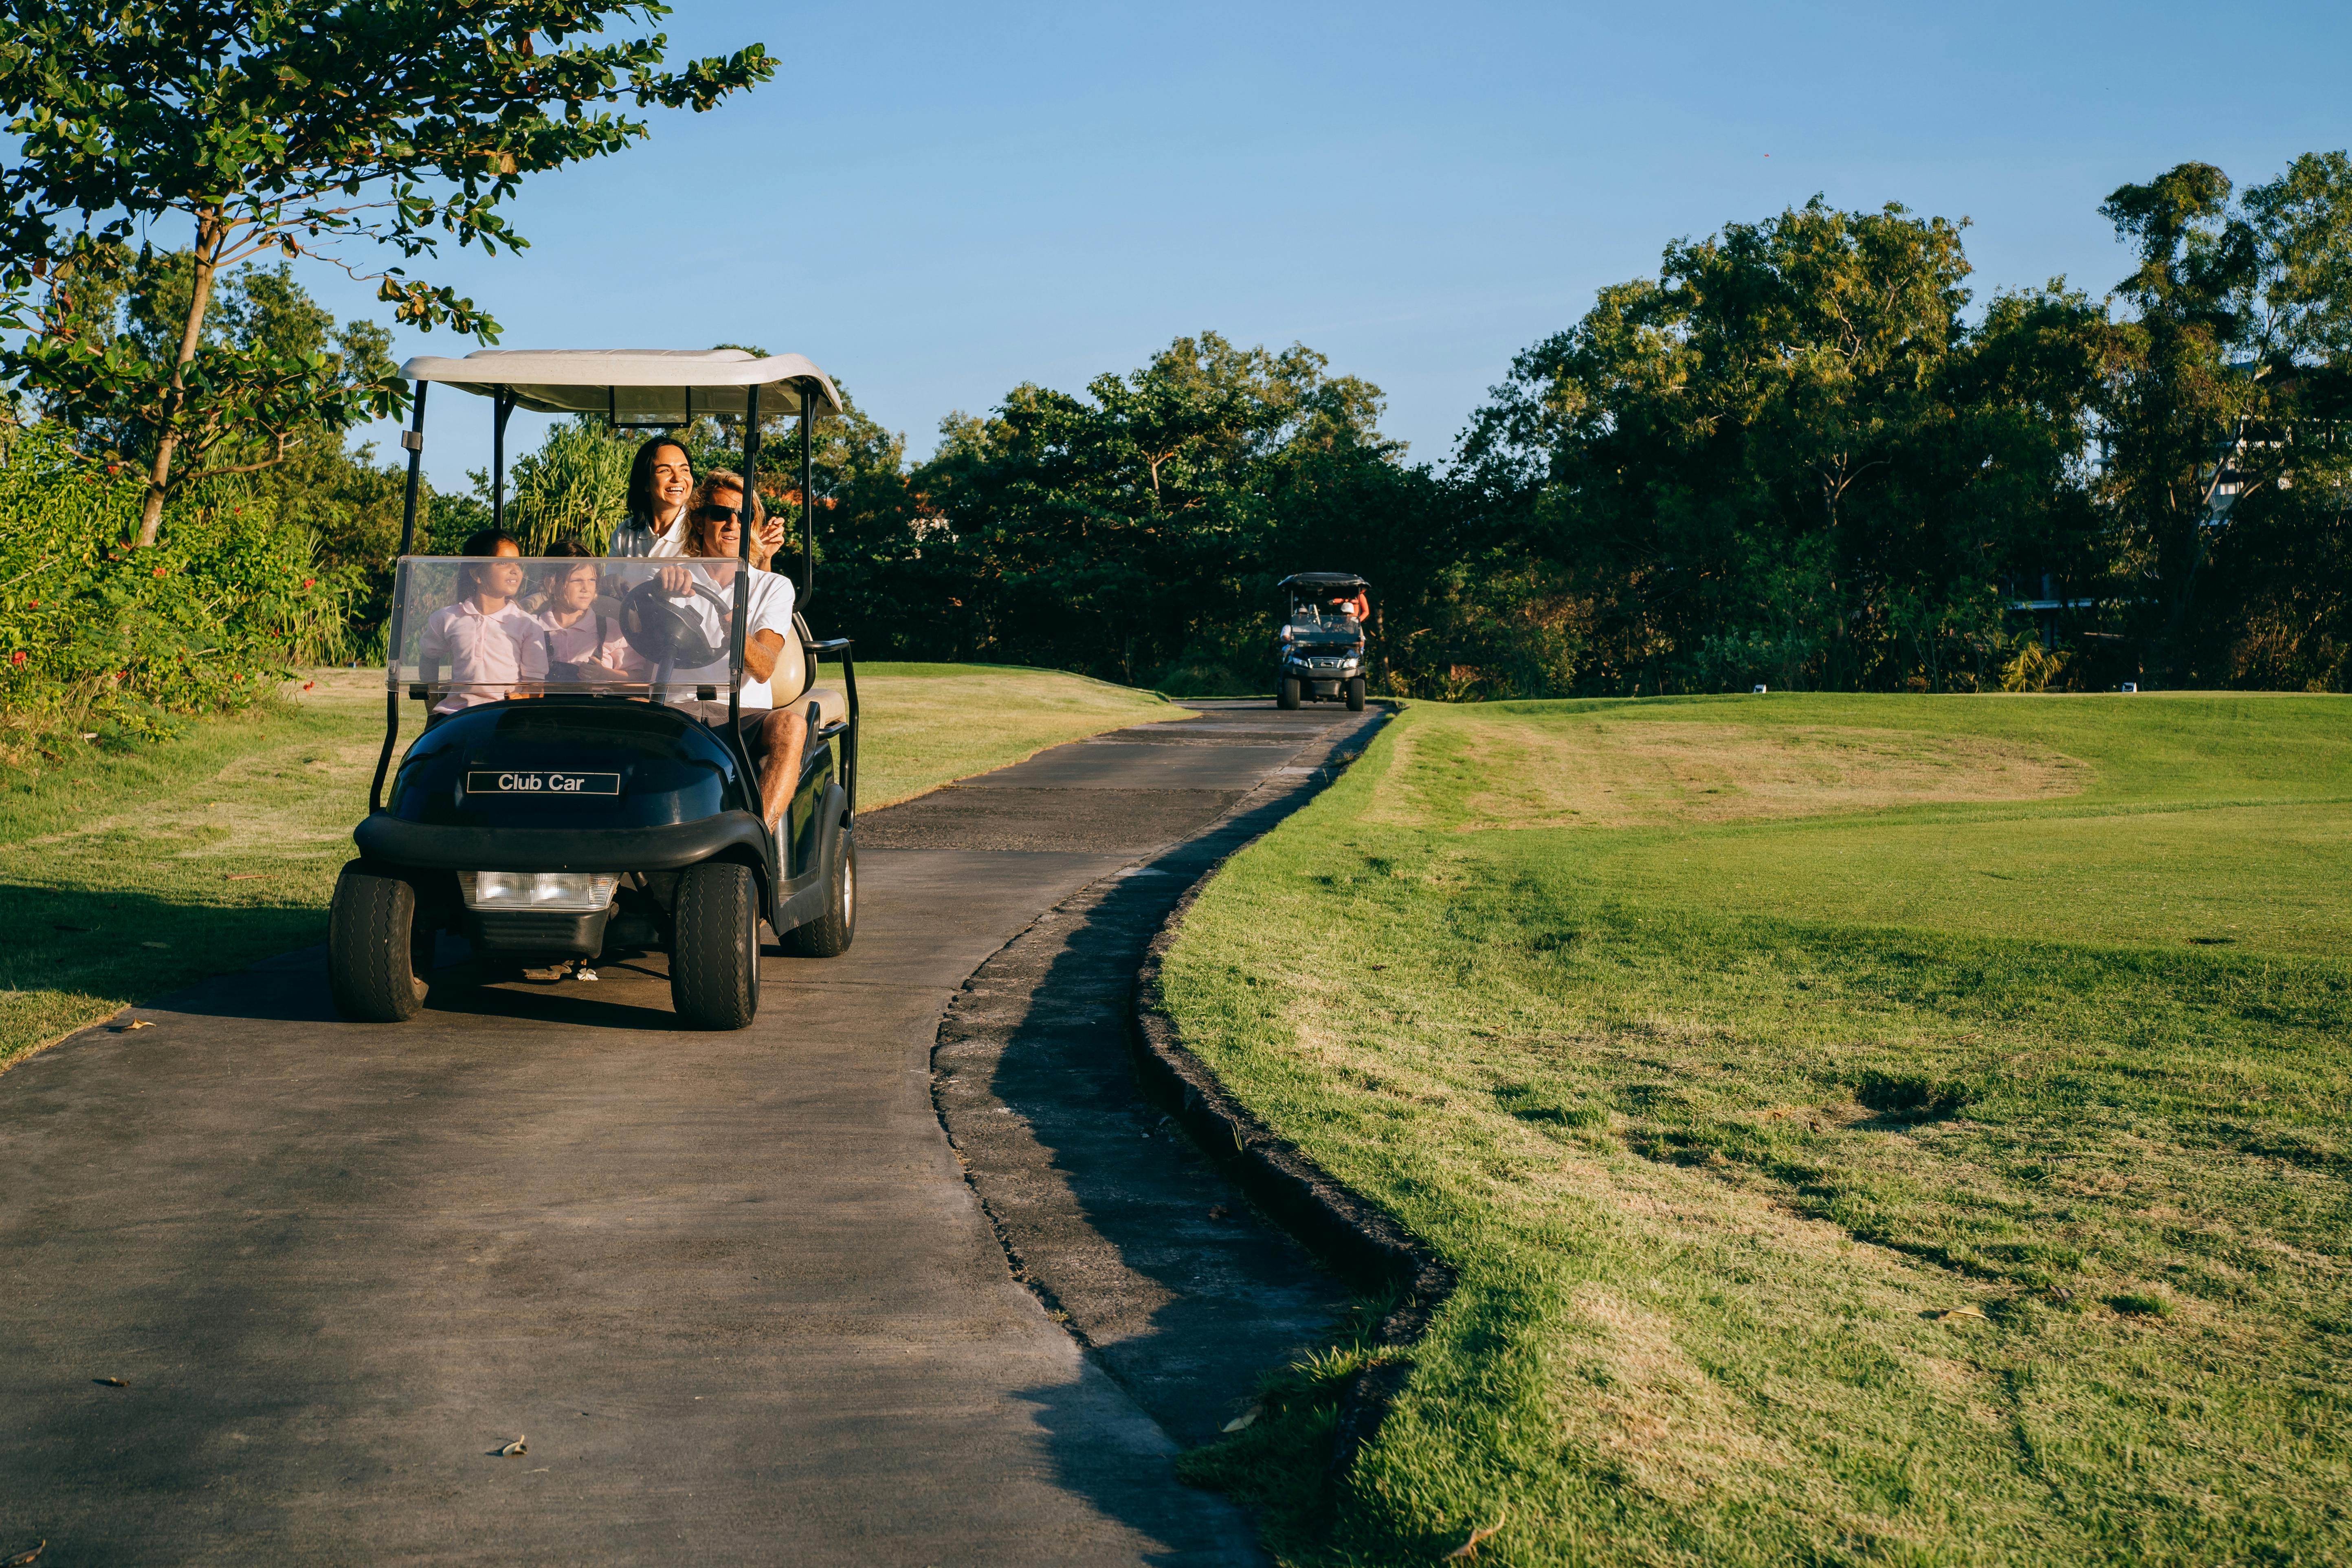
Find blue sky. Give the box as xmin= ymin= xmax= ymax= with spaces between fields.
xmin=312 ymin=0 xmax=2352 ymax=489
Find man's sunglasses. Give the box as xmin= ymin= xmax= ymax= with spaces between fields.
xmin=696 ymin=504 xmax=748 ymax=522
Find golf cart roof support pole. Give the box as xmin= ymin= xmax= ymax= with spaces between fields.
xmin=377 ymin=380 xmax=428 ymax=812
xmin=799 ymin=387 xmax=813 ymax=604
xmin=728 ymin=383 xmax=757 ymax=737
xmin=490 ymin=387 xmax=514 ymax=532
xmin=395 ymin=380 xmax=428 ymax=555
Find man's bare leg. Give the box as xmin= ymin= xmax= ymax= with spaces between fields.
xmin=756 ymin=708 xmax=809 ymax=831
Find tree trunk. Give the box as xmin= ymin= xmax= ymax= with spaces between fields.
xmin=135 ymin=211 xmax=222 ymax=547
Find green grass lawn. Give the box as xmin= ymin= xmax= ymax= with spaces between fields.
xmin=1163 ymin=693 xmax=2352 ymax=1566
xmin=0 ymin=662 xmax=1183 ymax=1071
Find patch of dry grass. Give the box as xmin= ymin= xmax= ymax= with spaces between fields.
xmin=1376 ymin=712 xmax=2086 ymax=831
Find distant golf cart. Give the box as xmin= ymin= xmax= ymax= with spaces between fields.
xmin=1274 ymin=572 xmax=1369 ymax=711
xmin=328 ymin=350 xmax=858 ymax=1030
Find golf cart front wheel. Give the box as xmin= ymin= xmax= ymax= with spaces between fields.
xmin=1277 ymin=677 xmax=1301 ymax=710
xmin=1346 ymin=675 xmax=1366 ymax=712
xmin=328 ymin=865 xmax=433 ymax=1022
xmin=783 ymin=833 xmax=856 ymax=958
xmin=671 ymin=860 xmax=761 ymax=1029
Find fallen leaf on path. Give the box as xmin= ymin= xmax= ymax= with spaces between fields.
xmin=92 ymin=1376 xmax=128 ymax=1388
xmin=109 ymin=1020 xmax=155 ymax=1033
xmin=1221 ymin=1405 xmax=1261 ymax=1434
xmin=1443 ymin=1517 xmax=1506 ymax=1559
xmin=2 ymin=1540 xmax=45 ymax=1566
xmin=492 ymin=1436 xmax=527 ymax=1457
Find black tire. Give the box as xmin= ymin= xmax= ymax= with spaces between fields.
xmin=670 ymin=860 xmax=761 ymax=1029
xmin=782 ymin=831 xmax=856 ymax=958
xmin=1277 ymin=676 xmax=1301 ymax=710
xmin=328 ymin=864 xmax=433 ymax=1023
xmin=1346 ymin=675 xmax=1366 ymax=711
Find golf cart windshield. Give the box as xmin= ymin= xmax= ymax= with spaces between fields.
xmin=387 ymin=556 xmax=761 ymax=706
xmin=1288 ymin=605 xmax=1362 ymax=632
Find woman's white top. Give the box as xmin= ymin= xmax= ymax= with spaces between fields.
xmin=608 ymin=512 xmax=692 ymax=559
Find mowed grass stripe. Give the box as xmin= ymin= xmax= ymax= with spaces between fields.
xmin=1165 ymin=693 xmax=2352 ymax=1567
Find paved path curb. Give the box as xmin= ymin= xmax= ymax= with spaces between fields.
xmin=1127 ymin=824 xmax=1457 ymax=1480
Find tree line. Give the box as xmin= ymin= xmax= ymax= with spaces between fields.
xmin=0 ymin=2 xmax=2344 ymax=708
xmin=734 ymin=152 xmax=2348 ymax=697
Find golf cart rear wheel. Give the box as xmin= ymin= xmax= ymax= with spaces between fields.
xmin=783 ymin=833 xmax=857 ymax=958
xmin=1346 ymin=675 xmax=1366 ymax=711
xmin=328 ymin=865 xmax=433 ymax=1023
xmin=1277 ymin=677 xmax=1301 ymax=710
xmin=670 ymin=860 xmax=761 ymax=1029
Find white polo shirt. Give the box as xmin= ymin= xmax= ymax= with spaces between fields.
xmin=664 ymin=566 xmax=796 ymax=709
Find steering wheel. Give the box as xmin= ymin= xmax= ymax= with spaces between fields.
xmin=620 ymin=576 xmax=733 ymax=670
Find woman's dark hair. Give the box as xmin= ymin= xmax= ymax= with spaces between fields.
xmin=626 ymin=434 xmax=692 ymax=521
xmin=460 ymin=528 xmax=519 ymax=557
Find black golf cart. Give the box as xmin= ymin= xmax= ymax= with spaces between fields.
xmin=1274 ymin=572 xmax=1370 ymax=711
xmin=328 ymin=350 xmax=858 ymax=1030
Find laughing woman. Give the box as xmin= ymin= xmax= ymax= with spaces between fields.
xmin=608 ymin=434 xmax=697 ymax=558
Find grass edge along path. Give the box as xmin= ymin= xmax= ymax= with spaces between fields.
xmin=1161 ymin=693 xmax=2352 ymax=1568
xmin=1 ymin=663 xmax=1188 ymax=1075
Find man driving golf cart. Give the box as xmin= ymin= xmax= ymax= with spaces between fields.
xmin=331 ymin=349 xmax=860 ymax=1033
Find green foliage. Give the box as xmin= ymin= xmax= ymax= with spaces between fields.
xmin=0 ymin=0 xmax=773 ymax=539
xmin=2095 ymin=155 xmax=2352 ymax=687
xmin=503 ymin=416 xmax=636 ymax=554
xmin=783 ymin=330 xmax=1560 ymax=697
xmin=0 ymin=424 xmax=356 ymax=767
xmin=1464 ymin=198 xmax=2111 ymax=695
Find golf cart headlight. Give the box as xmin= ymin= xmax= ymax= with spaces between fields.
xmin=461 ymin=871 xmax=618 ymax=913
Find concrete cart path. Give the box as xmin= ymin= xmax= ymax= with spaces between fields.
xmin=0 ymin=701 xmax=1376 ymax=1567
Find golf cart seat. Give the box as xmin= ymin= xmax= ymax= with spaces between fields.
xmin=771 ymin=612 xmax=848 ymax=728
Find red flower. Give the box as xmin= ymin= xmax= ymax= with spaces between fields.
xmin=303 ymin=578 xmax=315 ymax=589
xmin=302 ymin=681 xmax=315 ymax=691
xmin=9 ymin=651 xmax=23 ymax=666
xmin=152 ymin=565 xmax=167 ymax=578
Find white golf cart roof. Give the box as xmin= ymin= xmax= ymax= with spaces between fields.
xmin=396 ymin=347 xmax=844 ymax=422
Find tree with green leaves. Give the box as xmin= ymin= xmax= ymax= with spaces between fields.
xmin=2096 ymin=155 xmax=2352 ymax=683
xmin=1463 ymin=198 xmax=2108 ymax=694
xmin=0 ymin=1 xmax=772 ymax=543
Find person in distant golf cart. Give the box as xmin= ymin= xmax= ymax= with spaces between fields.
xmin=609 ymin=435 xmax=698 ymax=558
xmin=533 ymin=546 xmax=634 ymax=686
xmin=1329 ymin=585 xmax=1369 ymax=624
xmin=419 ymin=530 xmax=547 ymax=717
xmin=657 ymin=474 xmax=808 ymax=830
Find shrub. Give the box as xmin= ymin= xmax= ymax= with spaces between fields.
xmin=0 ymin=424 xmax=354 ymax=768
